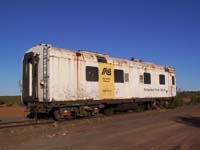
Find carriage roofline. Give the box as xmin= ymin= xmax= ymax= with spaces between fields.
xmin=26 ymin=44 xmax=175 ymax=72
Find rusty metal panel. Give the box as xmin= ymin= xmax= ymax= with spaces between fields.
xmin=48 ymin=48 xmax=100 ymax=101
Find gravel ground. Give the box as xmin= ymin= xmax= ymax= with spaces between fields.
xmin=1 ymin=105 xmax=200 ymax=150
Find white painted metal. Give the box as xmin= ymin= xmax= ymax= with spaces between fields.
xmin=28 ymin=62 xmax=32 ymax=96
xmin=24 ymin=44 xmax=176 ymax=102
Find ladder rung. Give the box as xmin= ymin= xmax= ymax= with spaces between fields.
xmin=43 ymin=48 xmax=48 ymax=101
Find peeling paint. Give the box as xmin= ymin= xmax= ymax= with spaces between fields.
xmin=23 ymin=45 xmax=176 ymax=102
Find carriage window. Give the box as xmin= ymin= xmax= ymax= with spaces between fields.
xmin=159 ymin=74 xmax=165 ymax=85
xmin=96 ymin=56 xmax=107 ymax=63
xmin=86 ymin=66 xmax=98 ymax=82
xmin=172 ymin=76 xmax=175 ymax=85
xmin=144 ymin=73 xmax=151 ymax=84
xmin=114 ymin=69 xmax=124 ymax=83
xmin=28 ymin=59 xmax=33 ymax=96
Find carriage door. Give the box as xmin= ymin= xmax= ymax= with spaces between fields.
xmin=22 ymin=52 xmax=39 ymax=105
xmin=171 ymin=74 xmax=176 ymax=96
xmin=168 ymin=73 xmax=176 ymax=97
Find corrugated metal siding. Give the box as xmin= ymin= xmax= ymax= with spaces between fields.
xmin=80 ymin=61 xmax=99 ymax=100
xmin=25 ymin=45 xmax=176 ymax=102
xmin=49 ymin=55 xmax=77 ymax=101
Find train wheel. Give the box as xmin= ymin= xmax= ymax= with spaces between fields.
xmin=103 ymin=107 xmax=114 ymax=115
xmin=52 ymin=109 xmax=63 ymax=121
xmin=146 ymin=103 xmax=152 ymax=110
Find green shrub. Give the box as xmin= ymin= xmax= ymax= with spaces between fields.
xmin=191 ymin=95 xmax=200 ymax=104
xmin=168 ymin=97 xmax=183 ymax=109
xmin=0 ymin=96 xmax=21 ymax=106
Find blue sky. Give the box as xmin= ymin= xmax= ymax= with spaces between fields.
xmin=0 ymin=0 xmax=199 ymax=95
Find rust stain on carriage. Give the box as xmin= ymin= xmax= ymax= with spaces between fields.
xmin=76 ymin=52 xmax=82 ymax=98
xmin=165 ymin=67 xmax=170 ymax=72
xmin=151 ymin=65 xmax=156 ymax=69
xmin=23 ymin=44 xmax=176 ymax=105
xmin=113 ymin=59 xmax=129 ymax=66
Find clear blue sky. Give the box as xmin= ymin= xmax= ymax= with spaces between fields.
xmin=0 ymin=0 xmax=199 ymax=95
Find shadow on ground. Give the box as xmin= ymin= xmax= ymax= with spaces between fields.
xmin=27 ymin=113 xmax=50 ymax=119
xmin=175 ymin=116 xmax=200 ymax=128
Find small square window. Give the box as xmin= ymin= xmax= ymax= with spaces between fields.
xmin=86 ymin=66 xmax=98 ymax=82
xmin=159 ymin=74 xmax=165 ymax=85
xmin=144 ymin=73 xmax=151 ymax=84
xmin=114 ymin=69 xmax=124 ymax=83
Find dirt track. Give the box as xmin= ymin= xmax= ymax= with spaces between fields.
xmin=0 ymin=106 xmax=26 ymax=122
xmin=1 ymin=105 xmax=200 ymax=150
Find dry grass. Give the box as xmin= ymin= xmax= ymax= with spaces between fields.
xmin=0 ymin=96 xmax=21 ymax=106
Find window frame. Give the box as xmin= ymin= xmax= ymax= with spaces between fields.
xmin=114 ymin=69 xmax=124 ymax=83
xmin=86 ymin=66 xmax=99 ymax=82
xmin=144 ymin=72 xmax=151 ymax=84
xmin=159 ymin=74 xmax=165 ymax=85
xmin=96 ymin=56 xmax=107 ymax=63
xmin=172 ymin=76 xmax=175 ymax=85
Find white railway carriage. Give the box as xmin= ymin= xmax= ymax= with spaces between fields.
xmin=22 ymin=44 xmax=176 ymax=120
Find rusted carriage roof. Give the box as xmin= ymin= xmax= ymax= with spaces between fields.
xmin=28 ymin=44 xmax=175 ymax=72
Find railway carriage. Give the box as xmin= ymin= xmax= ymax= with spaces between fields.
xmin=22 ymin=44 xmax=176 ymax=120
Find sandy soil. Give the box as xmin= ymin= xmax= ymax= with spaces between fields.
xmin=1 ymin=105 xmax=200 ymax=150
xmin=0 ymin=106 xmax=25 ymax=116
xmin=0 ymin=106 xmax=26 ymax=122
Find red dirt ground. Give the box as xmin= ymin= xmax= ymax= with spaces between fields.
xmin=0 ymin=106 xmax=26 ymax=117
xmin=1 ymin=105 xmax=200 ymax=150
